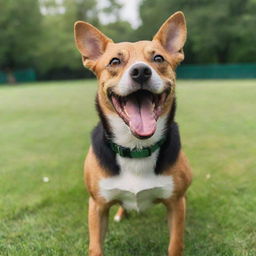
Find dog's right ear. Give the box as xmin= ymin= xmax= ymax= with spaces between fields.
xmin=153 ymin=12 xmax=187 ymax=64
xmin=74 ymin=21 xmax=113 ymax=70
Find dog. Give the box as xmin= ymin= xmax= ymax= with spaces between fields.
xmin=74 ymin=11 xmax=192 ymax=256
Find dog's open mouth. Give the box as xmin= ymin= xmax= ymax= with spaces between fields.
xmin=109 ymin=89 xmax=169 ymax=139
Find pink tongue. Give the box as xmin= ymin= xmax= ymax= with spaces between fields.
xmin=124 ymin=95 xmax=156 ymax=137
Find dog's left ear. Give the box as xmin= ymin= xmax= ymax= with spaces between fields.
xmin=153 ymin=11 xmax=187 ymax=62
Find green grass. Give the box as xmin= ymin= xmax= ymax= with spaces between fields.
xmin=0 ymin=79 xmax=255 ymax=256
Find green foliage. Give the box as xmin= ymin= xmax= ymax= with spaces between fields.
xmin=100 ymin=21 xmax=134 ymax=43
xmin=136 ymin=0 xmax=256 ymax=63
xmin=35 ymin=0 xmax=134 ymax=75
xmin=0 ymin=0 xmax=42 ymax=69
xmin=35 ymin=14 xmax=80 ymax=73
xmin=0 ymin=80 xmax=256 ymax=255
xmin=0 ymin=0 xmax=256 ymax=79
xmin=0 ymin=0 xmax=130 ymax=77
xmin=35 ymin=0 xmax=101 ymax=74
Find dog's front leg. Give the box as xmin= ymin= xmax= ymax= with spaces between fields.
xmin=88 ymin=197 xmax=109 ymax=256
xmin=166 ymin=197 xmax=186 ymax=256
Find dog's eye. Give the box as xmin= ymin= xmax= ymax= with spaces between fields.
xmin=109 ymin=58 xmax=121 ymax=66
xmin=153 ymin=55 xmax=165 ymax=63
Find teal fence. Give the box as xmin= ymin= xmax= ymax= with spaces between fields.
xmin=177 ymin=63 xmax=256 ymax=79
xmin=1 ymin=65 xmax=256 ymax=83
xmin=0 ymin=69 xmax=36 ymax=84
xmin=0 ymin=71 xmax=6 ymax=83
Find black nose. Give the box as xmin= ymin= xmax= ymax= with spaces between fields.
xmin=130 ymin=63 xmax=152 ymax=84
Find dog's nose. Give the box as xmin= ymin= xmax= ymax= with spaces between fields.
xmin=130 ymin=63 xmax=152 ymax=84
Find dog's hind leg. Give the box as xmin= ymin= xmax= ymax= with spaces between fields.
xmin=114 ymin=206 xmax=126 ymax=222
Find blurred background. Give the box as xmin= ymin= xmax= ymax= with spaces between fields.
xmin=1 ymin=1 xmax=256 ymax=255
xmin=1 ymin=0 xmax=256 ymax=84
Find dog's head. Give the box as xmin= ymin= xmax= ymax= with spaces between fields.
xmin=74 ymin=12 xmax=186 ymax=139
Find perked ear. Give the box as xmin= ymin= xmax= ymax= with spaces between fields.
xmin=153 ymin=11 xmax=187 ymax=62
xmin=74 ymin=21 xmax=113 ymax=69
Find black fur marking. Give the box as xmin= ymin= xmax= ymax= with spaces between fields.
xmin=154 ymin=121 xmax=181 ymax=174
xmin=167 ymin=97 xmax=177 ymax=124
xmin=154 ymin=98 xmax=181 ymax=174
xmin=91 ymin=122 xmax=120 ymax=175
xmin=95 ymin=95 xmax=113 ymax=137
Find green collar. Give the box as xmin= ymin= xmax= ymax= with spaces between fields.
xmin=107 ymin=137 xmax=166 ymax=158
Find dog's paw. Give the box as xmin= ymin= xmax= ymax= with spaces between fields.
xmin=88 ymin=248 xmax=103 ymax=256
xmin=113 ymin=215 xmax=122 ymax=222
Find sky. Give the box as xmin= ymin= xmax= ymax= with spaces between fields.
xmin=118 ymin=0 xmax=141 ymax=28
xmin=99 ymin=0 xmax=141 ymax=28
xmin=40 ymin=0 xmax=141 ymax=28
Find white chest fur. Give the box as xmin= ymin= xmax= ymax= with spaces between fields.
xmin=99 ymin=115 xmax=174 ymax=212
xmin=100 ymin=152 xmax=174 ymax=211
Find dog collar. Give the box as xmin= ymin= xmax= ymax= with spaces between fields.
xmin=107 ymin=137 xmax=166 ymax=158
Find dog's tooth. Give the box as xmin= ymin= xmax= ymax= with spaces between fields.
xmin=156 ymin=106 xmax=162 ymax=116
xmin=124 ymin=108 xmax=130 ymax=117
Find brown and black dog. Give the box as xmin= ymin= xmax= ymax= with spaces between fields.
xmin=74 ymin=11 xmax=192 ymax=256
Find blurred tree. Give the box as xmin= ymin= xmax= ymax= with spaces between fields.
xmin=63 ymin=0 xmax=101 ymax=26
xmin=36 ymin=0 xmax=132 ymax=79
xmin=135 ymin=0 xmax=256 ymax=63
xmin=228 ymin=0 xmax=256 ymax=62
xmin=100 ymin=21 xmax=133 ymax=42
xmin=98 ymin=0 xmax=134 ymax=42
xmin=1 ymin=0 xmax=255 ymax=82
xmin=184 ymin=0 xmax=256 ymax=63
xmin=101 ymin=0 xmax=122 ymax=24
xmin=0 ymin=0 xmax=42 ymax=82
xmin=36 ymin=0 xmax=101 ymax=75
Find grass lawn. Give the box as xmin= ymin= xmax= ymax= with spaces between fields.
xmin=0 ymin=79 xmax=255 ymax=256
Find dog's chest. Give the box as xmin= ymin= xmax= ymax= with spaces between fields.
xmin=100 ymin=152 xmax=174 ymax=212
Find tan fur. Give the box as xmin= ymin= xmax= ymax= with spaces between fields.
xmin=75 ymin=11 xmax=192 ymax=256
